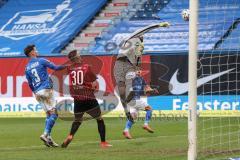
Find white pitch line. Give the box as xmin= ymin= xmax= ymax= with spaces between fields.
xmin=0 ymin=134 xmax=187 ymax=151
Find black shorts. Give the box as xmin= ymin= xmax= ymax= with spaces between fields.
xmin=73 ymin=99 xmax=101 ymax=119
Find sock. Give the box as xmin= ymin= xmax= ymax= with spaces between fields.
xmin=43 ymin=115 xmax=50 ymax=136
xmin=70 ymin=121 xmax=81 ymax=136
xmin=124 ymin=120 xmax=133 ymax=131
xmin=144 ymin=110 xmax=152 ymax=126
xmin=44 ymin=114 xmax=58 ymax=135
xmin=97 ymin=119 xmax=106 ymax=142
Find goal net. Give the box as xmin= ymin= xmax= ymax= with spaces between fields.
xmin=194 ymin=0 xmax=240 ymax=159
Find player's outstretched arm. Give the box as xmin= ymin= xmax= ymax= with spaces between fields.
xmin=41 ymin=58 xmax=66 ymax=70
xmin=124 ymin=22 xmax=170 ymax=41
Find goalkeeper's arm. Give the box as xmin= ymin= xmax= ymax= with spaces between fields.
xmin=124 ymin=22 xmax=171 ymax=41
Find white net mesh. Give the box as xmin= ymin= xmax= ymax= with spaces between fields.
xmin=197 ymin=0 xmax=240 ymax=159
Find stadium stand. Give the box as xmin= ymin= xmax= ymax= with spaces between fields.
xmin=61 ymin=0 xmax=132 ymax=54
xmin=0 ymin=0 xmax=239 ymax=56
xmin=0 ymin=0 xmax=107 ymax=56
xmin=0 ymin=0 xmax=8 ymax=8
xmin=88 ymin=0 xmax=240 ymax=55
xmin=216 ymin=18 xmax=240 ymax=50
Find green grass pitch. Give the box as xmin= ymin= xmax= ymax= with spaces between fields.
xmin=0 ymin=117 xmax=239 ymax=160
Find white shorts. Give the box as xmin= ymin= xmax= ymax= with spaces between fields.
xmin=35 ymin=89 xmax=56 ymax=112
xmin=127 ymin=98 xmax=149 ymax=112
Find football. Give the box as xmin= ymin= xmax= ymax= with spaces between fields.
xmin=181 ymin=9 xmax=190 ymax=21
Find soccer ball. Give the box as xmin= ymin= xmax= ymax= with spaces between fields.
xmin=181 ymin=9 xmax=190 ymax=21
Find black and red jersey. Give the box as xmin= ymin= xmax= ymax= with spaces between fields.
xmin=67 ymin=63 xmax=97 ymax=100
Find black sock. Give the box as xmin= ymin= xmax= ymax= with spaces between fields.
xmin=70 ymin=121 xmax=81 ymax=136
xmin=97 ymin=119 xmax=106 ymax=142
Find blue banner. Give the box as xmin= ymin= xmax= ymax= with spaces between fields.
xmin=148 ymin=95 xmax=240 ymax=111
xmin=0 ymin=0 xmax=107 ymax=56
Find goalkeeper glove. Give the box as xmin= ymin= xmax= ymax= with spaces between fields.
xmin=159 ymin=22 xmax=170 ymax=27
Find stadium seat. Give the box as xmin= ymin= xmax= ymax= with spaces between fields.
xmin=61 ymin=0 xmax=131 ymax=54
xmin=0 ymin=0 xmax=8 ymax=8
xmin=88 ymin=0 xmax=240 ymax=55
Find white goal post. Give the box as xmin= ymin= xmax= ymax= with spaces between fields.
xmin=188 ymin=0 xmax=199 ymax=160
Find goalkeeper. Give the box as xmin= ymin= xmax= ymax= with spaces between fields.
xmin=113 ymin=22 xmax=170 ymax=122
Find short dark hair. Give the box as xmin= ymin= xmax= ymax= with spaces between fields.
xmin=68 ymin=50 xmax=78 ymax=60
xmin=24 ymin=44 xmax=35 ymax=57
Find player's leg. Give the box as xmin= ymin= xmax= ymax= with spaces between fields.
xmin=143 ymin=105 xmax=154 ymax=133
xmin=70 ymin=112 xmax=84 ymax=136
xmin=62 ymin=99 xmax=84 ymax=148
xmin=123 ymin=101 xmax=135 ymax=139
xmin=123 ymin=119 xmax=134 ymax=139
xmin=125 ymin=68 xmax=137 ymax=104
xmin=42 ymin=109 xmax=58 ymax=137
xmin=117 ymin=81 xmax=135 ymax=123
xmin=134 ymin=99 xmax=154 ymax=133
xmin=39 ymin=111 xmax=51 ymax=147
xmin=117 ymin=81 xmax=127 ymax=110
xmin=61 ymin=113 xmax=84 ymax=148
xmin=114 ymin=60 xmax=134 ymax=122
xmin=44 ymin=114 xmax=50 ymax=136
xmin=46 ymin=109 xmax=59 ymax=147
xmin=36 ymin=89 xmax=58 ymax=147
xmin=44 ymin=89 xmax=58 ymax=147
xmin=86 ymin=100 xmax=112 ymax=148
xmin=124 ymin=67 xmax=138 ymax=121
xmin=87 ymin=107 xmax=106 ymax=143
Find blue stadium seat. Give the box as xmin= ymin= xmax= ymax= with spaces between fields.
xmin=0 ymin=0 xmax=8 ymax=8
